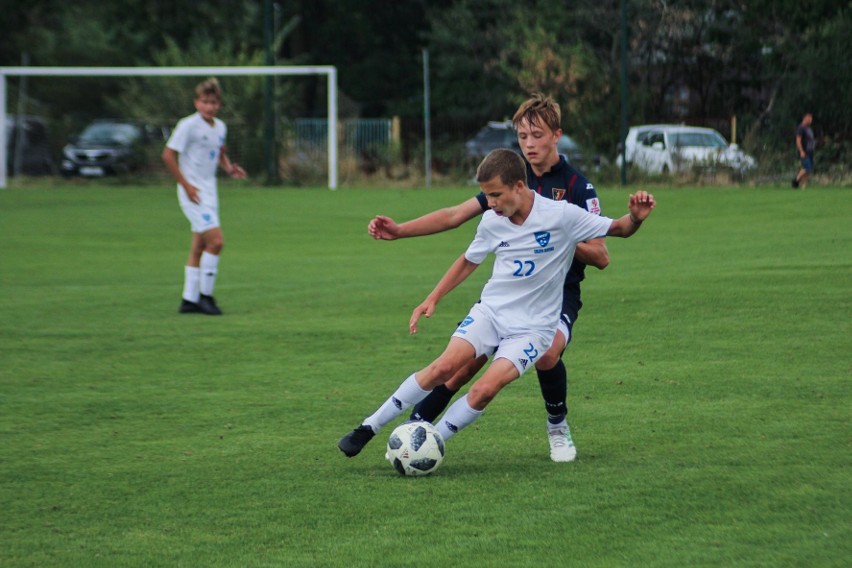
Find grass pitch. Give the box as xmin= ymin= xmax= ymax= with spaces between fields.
xmin=1 ymin=182 xmax=850 ymax=567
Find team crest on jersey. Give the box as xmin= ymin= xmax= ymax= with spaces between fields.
xmin=459 ymin=316 xmax=474 ymax=328
xmin=552 ymin=188 xmax=566 ymax=201
xmin=534 ymin=231 xmax=551 ymax=247
xmin=586 ymin=198 xmax=601 ymax=215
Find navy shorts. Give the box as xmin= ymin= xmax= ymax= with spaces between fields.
xmin=801 ymin=154 xmax=814 ymax=173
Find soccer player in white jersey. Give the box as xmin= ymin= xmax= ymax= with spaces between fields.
xmin=339 ymin=148 xmax=655 ymax=458
xmin=162 ymin=77 xmax=246 ymax=316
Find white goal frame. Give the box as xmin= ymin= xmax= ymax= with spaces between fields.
xmin=0 ymin=65 xmax=338 ymax=189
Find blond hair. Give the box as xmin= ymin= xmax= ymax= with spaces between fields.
xmin=195 ymin=77 xmax=222 ymax=100
xmin=512 ymin=93 xmax=561 ymax=133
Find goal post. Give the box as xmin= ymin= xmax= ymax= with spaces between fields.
xmin=0 ymin=65 xmax=338 ymax=189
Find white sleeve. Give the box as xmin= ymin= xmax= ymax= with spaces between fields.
xmin=166 ymin=117 xmax=190 ymax=153
xmin=464 ymin=217 xmax=492 ymax=265
xmin=564 ymin=203 xmax=612 ymax=242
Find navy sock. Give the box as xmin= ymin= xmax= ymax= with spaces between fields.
xmin=410 ymin=384 xmax=459 ymax=423
xmin=537 ymin=359 xmax=567 ymax=424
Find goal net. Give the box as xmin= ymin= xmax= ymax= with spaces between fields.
xmin=0 ymin=66 xmax=338 ymax=189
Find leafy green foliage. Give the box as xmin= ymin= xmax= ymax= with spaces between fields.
xmin=0 ymin=0 xmax=848 ymax=173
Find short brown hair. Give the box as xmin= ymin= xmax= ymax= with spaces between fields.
xmin=512 ymin=93 xmax=561 ymax=133
xmin=195 ymin=77 xmax=222 ymax=100
xmin=476 ymin=148 xmax=526 ymax=187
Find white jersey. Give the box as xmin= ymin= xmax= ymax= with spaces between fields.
xmin=166 ymin=112 xmax=227 ymax=205
xmin=464 ymin=191 xmax=612 ymax=341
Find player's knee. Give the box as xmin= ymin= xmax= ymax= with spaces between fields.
xmin=424 ymin=359 xmax=459 ymax=385
xmin=535 ymin=350 xmax=562 ymax=370
xmin=467 ymin=382 xmax=498 ymax=410
xmin=207 ymin=238 xmax=224 ymax=254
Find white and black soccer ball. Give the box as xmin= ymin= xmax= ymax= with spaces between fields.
xmin=386 ymin=420 xmax=445 ymax=476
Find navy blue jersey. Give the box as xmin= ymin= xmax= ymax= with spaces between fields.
xmin=476 ymin=154 xmax=602 ymax=322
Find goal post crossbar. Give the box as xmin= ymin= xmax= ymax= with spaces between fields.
xmin=0 ymin=65 xmax=338 ymax=189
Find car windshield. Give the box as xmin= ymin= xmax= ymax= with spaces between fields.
xmin=475 ymin=127 xmax=510 ymax=144
xmin=79 ymin=123 xmax=141 ymax=145
xmin=671 ymin=131 xmax=727 ymax=148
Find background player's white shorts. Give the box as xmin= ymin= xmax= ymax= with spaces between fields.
xmin=178 ymin=188 xmax=220 ymax=233
xmin=452 ymin=303 xmax=550 ymax=377
xmin=556 ymin=316 xmax=570 ymax=344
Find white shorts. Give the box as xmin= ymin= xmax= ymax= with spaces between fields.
xmin=178 ymin=186 xmax=220 ymax=233
xmin=451 ymin=303 xmax=550 ymax=377
xmin=556 ymin=316 xmax=570 ymax=345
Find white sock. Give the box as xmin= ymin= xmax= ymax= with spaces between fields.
xmin=200 ymin=252 xmax=219 ymax=296
xmin=436 ymin=394 xmax=482 ymax=441
xmin=363 ymin=374 xmax=430 ymax=433
xmin=183 ymin=266 xmax=200 ymax=302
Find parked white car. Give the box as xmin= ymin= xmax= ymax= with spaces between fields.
xmin=615 ymin=124 xmax=680 ymax=168
xmin=631 ymin=125 xmax=756 ymax=174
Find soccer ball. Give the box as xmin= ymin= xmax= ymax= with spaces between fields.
xmin=386 ymin=420 xmax=445 ymax=476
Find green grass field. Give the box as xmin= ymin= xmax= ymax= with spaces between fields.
xmin=1 ymin=182 xmax=850 ymax=567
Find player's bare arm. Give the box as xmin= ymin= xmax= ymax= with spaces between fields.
xmin=409 ymin=254 xmax=479 ymax=334
xmin=162 ymin=147 xmax=201 ymax=204
xmin=607 ymin=191 xmax=656 ymax=237
xmin=369 ymin=197 xmax=482 ymax=240
xmin=574 ymin=238 xmax=609 ymax=269
xmin=219 ymin=147 xmax=247 ymax=179
xmin=796 ymin=135 xmax=805 ymax=158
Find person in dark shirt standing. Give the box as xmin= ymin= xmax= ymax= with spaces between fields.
xmin=792 ymin=113 xmax=815 ymax=189
xmin=366 ymin=94 xmax=609 ymax=462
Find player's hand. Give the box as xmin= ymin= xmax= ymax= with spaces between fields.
xmin=409 ymin=299 xmax=436 ymax=335
xmin=368 ymin=215 xmax=402 ymax=240
xmin=184 ymin=184 xmax=201 ymax=204
xmin=628 ymin=190 xmax=656 ymax=222
xmin=229 ymin=163 xmax=247 ymax=179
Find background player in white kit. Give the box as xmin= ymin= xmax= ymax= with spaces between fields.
xmin=339 ymin=148 xmax=655 ymax=457
xmin=162 ymin=77 xmax=246 ymax=316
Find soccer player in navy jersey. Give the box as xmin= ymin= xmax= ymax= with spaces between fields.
xmin=339 ymin=149 xmax=655 ymax=458
xmin=366 ymin=94 xmax=607 ymax=462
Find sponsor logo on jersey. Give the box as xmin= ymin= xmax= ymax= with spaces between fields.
xmin=586 ymin=197 xmax=601 ymax=215
xmin=459 ymin=316 xmax=474 ymax=328
xmin=498 ymin=241 xmax=510 ymax=248
xmin=552 ymin=188 xmax=566 ymax=201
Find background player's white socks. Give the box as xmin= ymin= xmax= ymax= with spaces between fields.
xmin=437 ymin=394 xmax=482 ymax=441
xmin=199 ymin=252 xmax=219 ymax=296
xmin=363 ymin=374 xmax=430 ymax=433
xmin=183 ymin=266 xmax=200 ymax=302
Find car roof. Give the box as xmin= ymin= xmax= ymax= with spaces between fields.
xmin=653 ymin=126 xmax=724 ymax=135
xmin=661 ymin=126 xmax=718 ymax=132
xmin=630 ymin=124 xmax=683 ymax=132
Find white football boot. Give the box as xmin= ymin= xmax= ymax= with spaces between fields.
xmin=547 ymin=422 xmax=577 ymax=462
